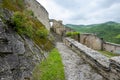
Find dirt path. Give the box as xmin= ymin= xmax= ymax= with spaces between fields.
xmin=56 ymin=42 xmax=105 ymax=80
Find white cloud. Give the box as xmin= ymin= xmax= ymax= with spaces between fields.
xmin=37 ymin=0 xmax=74 ymax=24
xmin=37 ymin=0 xmax=120 ymax=25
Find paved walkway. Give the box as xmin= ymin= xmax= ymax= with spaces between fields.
xmin=56 ymin=42 xmax=105 ymax=80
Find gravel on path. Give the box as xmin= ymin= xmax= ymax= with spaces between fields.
xmin=56 ymin=42 xmax=105 ymax=80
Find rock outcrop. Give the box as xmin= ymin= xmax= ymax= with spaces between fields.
xmin=0 ymin=1 xmax=48 ymax=80
xmin=0 ymin=17 xmax=45 ymax=80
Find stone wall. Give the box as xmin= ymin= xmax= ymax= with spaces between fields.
xmin=25 ymin=0 xmax=51 ymax=30
xmin=62 ymin=27 xmax=103 ymax=50
xmin=50 ymin=19 xmax=65 ymax=35
xmin=79 ymin=33 xmax=120 ymax=54
xmin=51 ymin=20 xmax=120 ymax=54
xmin=64 ymin=28 xmax=120 ymax=54
xmin=63 ymin=37 xmax=120 ymax=80
xmin=103 ymin=42 xmax=120 ymax=54
xmin=80 ymin=33 xmax=103 ymax=50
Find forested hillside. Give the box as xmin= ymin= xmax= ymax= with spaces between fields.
xmin=65 ymin=21 xmax=120 ymax=44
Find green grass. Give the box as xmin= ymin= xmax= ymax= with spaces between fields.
xmin=33 ymin=48 xmax=65 ymax=80
xmin=98 ymin=50 xmax=120 ymax=58
xmin=11 ymin=11 xmax=53 ymax=51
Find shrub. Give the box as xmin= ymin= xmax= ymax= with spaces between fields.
xmin=12 ymin=11 xmax=34 ymax=38
xmin=36 ymin=28 xmax=48 ymax=39
xmin=28 ymin=10 xmax=34 ymax=16
xmin=31 ymin=18 xmax=48 ymax=38
xmin=24 ymin=21 xmax=34 ymax=37
xmin=66 ymin=31 xmax=80 ymax=37
xmin=24 ymin=10 xmax=34 ymax=17
xmin=12 ymin=11 xmax=48 ymax=39
xmin=66 ymin=32 xmax=72 ymax=36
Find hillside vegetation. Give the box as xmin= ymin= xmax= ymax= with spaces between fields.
xmin=65 ymin=21 xmax=120 ymax=44
xmin=2 ymin=0 xmax=25 ymax=11
xmin=0 ymin=0 xmax=54 ymax=51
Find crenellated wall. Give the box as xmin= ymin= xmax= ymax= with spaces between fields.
xmin=25 ymin=0 xmax=51 ymax=30
xmin=63 ymin=37 xmax=120 ymax=80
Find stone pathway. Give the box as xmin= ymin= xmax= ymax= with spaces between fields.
xmin=56 ymin=42 xmax=105 ymax=80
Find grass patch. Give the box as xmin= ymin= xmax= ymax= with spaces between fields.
xmin=66 ymin=31 xmax=80 ymax=37
xmin=33 ymin=48 xmax=65 ymax=80
xmin=98 ymin=50 xmax=120 ymax=58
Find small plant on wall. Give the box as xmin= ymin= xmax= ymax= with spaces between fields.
xmin=11 ymin=11 xmax=34 ymax=38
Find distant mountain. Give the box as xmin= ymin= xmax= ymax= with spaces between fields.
xmin=66 ymin=24 xmax=85 ymax=27
xmin=65 ymin=21 xmax=120 ymax=44
xmin=105 ymin=21 xmax=117 ymax=24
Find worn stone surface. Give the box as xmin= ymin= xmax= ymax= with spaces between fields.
xmin=64 ymin=38 xmax=120 ymax=80
xmin=110 ymin=56 xmax=120 ymax=64
xmin=56 ymin=42 xmax=104 ymax=80
xmin=65 ymin=38 xmax=110 ymax=67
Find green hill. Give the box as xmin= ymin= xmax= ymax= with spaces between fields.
xmin=65 ymin=21 xmax=120 ymax=44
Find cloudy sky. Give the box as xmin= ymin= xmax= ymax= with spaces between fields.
xmin=37 ymin=0 xmax=120 ymax=25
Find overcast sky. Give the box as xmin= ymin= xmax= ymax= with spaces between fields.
xmin=37 ymin=0 xmax=120 ymax=25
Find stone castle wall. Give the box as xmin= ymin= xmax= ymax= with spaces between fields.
xmin=79 ymin=33 xmax=120 ymax=54
xmin=80 ymin=33 xmax=103 ymax=50
xmin=50 ymin=19 xmax=120 ymax=54
xmin=25 ymin=0 xmax=51 ymax=30
xmin=103 ymin=42 xmax=120 ymax=54
xmin=63 ymin=38 xmax=120 ymax=80
xmin=50 ymin=19 xmax=65 ymax=35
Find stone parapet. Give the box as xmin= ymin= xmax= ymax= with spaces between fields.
xmin=63 ymin=37 xmax=120 ymax=80
xmin=103 ymin=42 xmax=120 ymax=54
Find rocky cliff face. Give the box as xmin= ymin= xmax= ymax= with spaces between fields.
xmin=25 ymin=0 xmax=51 ymax=30
xmin=0 ymin=16 xmax=44 ymax=80
xmin=0 ymin=0 xmax=50 ymax=80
